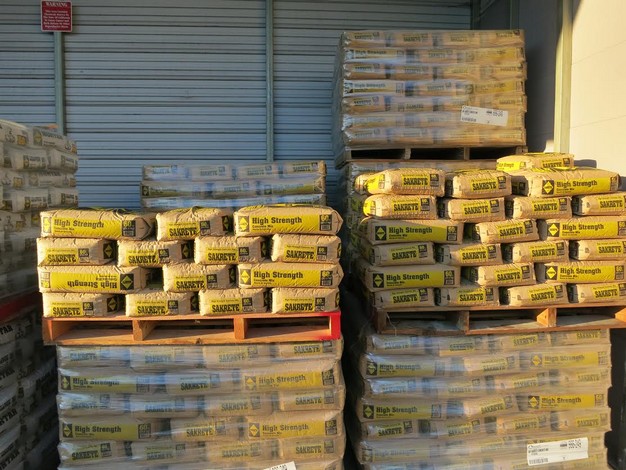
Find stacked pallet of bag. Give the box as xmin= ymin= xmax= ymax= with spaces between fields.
xmin=347 ymin=329 xmax=611 ymax=469
xmin=141 ymin=161 xmax=327 ymax=211
xmin=55 ymin=341 xmax=346 ymax=470
xmin=0 ymin=119 xmax=79 ymax=299
xmin=333 ymin=29 xmax=527 ymax=160
xmin=233 ymin=204 xmax=344 ymax=317
xmin=0 ymin=307 xmax=59 ymax=469
xmin=37 ymin=209 xmax=157 ymax=319
xmin=496 ymin=153 xmax=625 ymax=308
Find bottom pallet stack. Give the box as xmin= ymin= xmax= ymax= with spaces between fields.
xmin=55 ymin=340 xmax=346 ymax=470
xmin=0 ymin=305 xmax=58 ymax=470
xmin=346 ymin=329 xmax=612 ymax=470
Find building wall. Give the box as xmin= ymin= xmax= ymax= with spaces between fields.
xmin=569 ymin=0 xmax=626 ymax=176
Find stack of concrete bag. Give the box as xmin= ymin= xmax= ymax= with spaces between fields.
xmin=233 ymin=205 xmax=344 ymax=316
xmin=141 ymin=161 xmax=327 ymax=211
xmin=0 ymin=308 xmax=59 ymax=469
xmin=37 ymin=209 xmax=159 ymax=318
xmin=347 ymin=330 xmax=611 ymax=469
xmin=0 ymin=119 xmax=79 ymax=298
xmin=333 ymin=30 xmax=527 ymax=156
xmin=497 ymin=153 xmax=626 ymax=306
xmin=55 ymin=341 xmax=346 ymax=470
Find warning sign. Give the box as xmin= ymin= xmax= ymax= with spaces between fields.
xmin=41 ymin=1 xmax=73 ymax=32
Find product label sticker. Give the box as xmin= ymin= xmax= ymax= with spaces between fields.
xmin=460 ymin=106 xmax=509 ymax=126
xmin=263 ymin=462 xmax=297 ymax=470
xmin=527 ymin=437 xmax=588 ymax=466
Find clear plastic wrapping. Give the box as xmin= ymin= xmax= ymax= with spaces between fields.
xmin=142 ymin=193 xmax=327 ymax=211
xmin=334 ymin=31 xmax=527 ymax=150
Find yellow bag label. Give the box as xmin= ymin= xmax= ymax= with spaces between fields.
xmin=543 ymin=263 xmax=624 ymax=282
xmin=511 ymin=197 xmax=570 ymax=218
xmin=438 ymin=286 xmax=496 ymax=306
xmin=573 ymin=193 xmax=626 ymax=214
xmin=361 ymin=402 xmax=442 ymax=420
xmin=42 ymin=217 xmax=118 ymax=238
xmin=494 ymin=372 xmax=549 ymax=390
xmin=171 ymin=417 xmax=238 ymax=441
xmin=61 ymin=420 xmax=155 ymax=440
xmin=243 ymin=368 xmax=336 ymax=391
xmin=164 ymin=222 xmax=204 ymax=239
xmin=496 ymin=154 xmax=573 ymax=171
xmin=41 ymin=246 xmax=114 ymax=265
xmin=367 ymin=265 xmax=458 ymax=290
xmin=504 ymin=284 xmax=565 ymax=306
xmin=363 ymin=219 xmax=462 ymax=244
xmin=271 ymin=341 xmax=340 ymax=358
xmin=366 ymin=335 xmax=425 ymax=354
xmin=385 ymin=288 xmax=433 ymax=307
xmin=524 ymin=393 xmax=606 ymax=410
xmin=239 ymin=263 xmax=341 ymax=288
xmin=571 ymin=240 xmax=626 ymax=260
xmin=280 ymin=389 xmax=340 ymax=411
xmin=363 ymin=195 xmax=436 ymax=218
xmin=591 ymin=283 xmax=626 ymax=300
xmin=39 ymin=268 xmax=140 ymax=293
xmin=132 ymin=299 xmax=182 ymax=316
xmin=204 ymin=298 xmax=248 ymax=315
xmin=544 ymin=178 xmax=615 ymax=196
xmin=527 ymin=241 xmax=567 ymax=261
xmin=452 ymin=199 xmax=501 ymax=218
xmin=248 ymin=419 xmax=338 ymax=439
xmin=45 ymin=295 xmax=121 ymax=317
xmin=545 ymin=219 xmax=626 ymax=239
xmin=368 ymin=421 xmax=417 ymax=438
xmin=455 ymin=244 xmax=498 ymax=265
xmin=527 ymin=351 xmax=609 ymax=368
xmin=63 ymin=442 xmax=118 ymax=462
xmin=205 ymin=394 xmax=267 ymax=416
xmin=283 ymin=245 xmax=317 ymax=262
xmin=550 ymin=329 xmax=610 ymax=345
xmin=498 ymin=414 xmax=549 ymax=433
xmin=364 ymin=356 xmax=444 ymax=377
xmin=60 ymin=374 xmax=149 ymax=393
xmin=497 ymin=221 xmax=532 ymax=240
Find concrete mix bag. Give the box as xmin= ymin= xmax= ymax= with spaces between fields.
xmin=358 ymin=218 xmax=464 ymax=245
xmin=195 ymin=236 xmax=266 ymax=265
xmin=271 ymin=287 xmax=339 ymax=313
xmin=117 ymin=239 xmax=193 ymax=267
xmin=163 ymin=263 xmax=236 ymax=292
xmin=38 ymin=266 xmax=150 ymax=293
xmin=238 ymin=262 xmax=343 ymax=288
xmin=363 ymin=168 xmax=446 ymax=196
xmin=37 ymin=238 xmax=115 ymax=266
xmin=361 ymin=240 xmax=435 ymax=266
xmin=436 ymin=285 xmax=499 ymax=307
xmin=369 ymin=288 xmax=435 ymax=309
xmin=362 ymin=194 xmax=438 ymax=219
xmin=271 ymin=234 xmax=341 ymax=263
xmin=505 ymin=195 xmax=571 ymax=219
xmin=235 ymin=205 xmax=342 ymax=236
xmin=2 ymin=189 xmax=48 ymax=212
xmin=437 ymin=197 xmax=505 ymax=222
xmin=502 ymin=240 xmax=569 ymax=263
xmin=48 ymin=187 xmax=79 ymax=208
xmin=537 ymin=260 xmax=625 ymax=283
xmin=568 ymin=282 xmax=626 ymax=304
xmin=234 ymin=160 xmax=326 ymax=180
xmin=573 ymin=192 xmax=626 ymax=215
xmin=41 ymin=209 xmax=156 ymax=240
xmin=501 ymin=283 xmax=566 ymax=307
xmin=539 ymin=216 xmax=626 ymax=240
xmin=444 ymin=170 xmax=511 ymax=199
xmin=496 ymin=152 xmax=574 ymax=171
xmin=156 ymin=207 xmax=232 ymax=240
xmin=436 ymin=243 xmax=502 ymax=266
xmin=199 ymin=288 xmax=268 ymax=315
xmin=510 ymin=167 xmax=620 ymax=197
xmin=42 ymin=293 xmax=123 ymax=317
xmin=125 ymin=291 xmax=198 ymax=316
xmin=468 ymin=219 xmax=539 ymax=243
xmin=357 ymin=259 xmax=460 ymax=291
xmin=570 ymin=239 xmax=626 ymax=261
xmin=463 ymin=263 xmax=535 ymax=287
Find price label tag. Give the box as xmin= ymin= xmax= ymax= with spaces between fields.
xmin=263 ymin=463 xmax=297 ymax=470
xmin=527 ymin=438 xmax=588 ymax=466
xmin=460 ymin=106 xmax=509 ymax=127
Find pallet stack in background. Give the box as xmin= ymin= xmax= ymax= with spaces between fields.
xmin=55 ymin=341 xmax=346 ymax=469
xmin=332 ymin=29 xmax=527 ymax=158
xmin=0 ymin=306 xmax=58 ymax=470
xmin=342 ymin=324 xmax=612 ymax=469
xmin=141 ymin=161 xmax=327 ymax=211
xmin=0 ymin=119 xmax=79 ymax=299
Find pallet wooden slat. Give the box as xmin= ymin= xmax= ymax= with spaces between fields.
xmin=42 ymin=311 xmax=342 ymax=345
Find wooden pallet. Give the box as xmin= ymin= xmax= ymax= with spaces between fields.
xmin=373 ymin=303 xmax=626 ymax=336
xmin=43 ymin=311 xmax=341 ymax=345
xmin=335 ymin=145 xmax=526 ymax=168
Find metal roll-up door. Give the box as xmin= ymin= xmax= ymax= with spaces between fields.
xmin=65 ymin=0 xmax=267 ymax=207
xmin=0 ymin=3 xmax=55 ymax=125
xmin=273 ymin=0 xmax=471 ymax=206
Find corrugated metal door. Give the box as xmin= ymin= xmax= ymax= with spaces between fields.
xmin=66 ymin=0 xmax=267 ymax=207
xmin=1 ymin=1 xmax=470 ymax=208
xmin=274 ymin=0 xmax=470 ymax=206
xmin=0 ymin=3 xmax=56 ymax=125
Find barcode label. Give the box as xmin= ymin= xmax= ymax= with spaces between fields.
xmin=527 ymin=438 xmax=588 ymax=466
xmin=461 ymin=106 xmax=509 ymax=126
xmin=263 ymin=463 xmax=297 ymax=470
